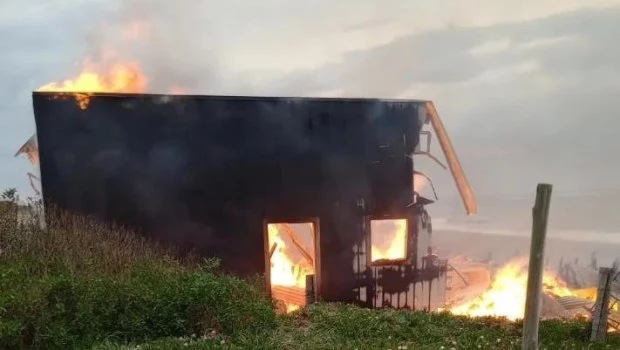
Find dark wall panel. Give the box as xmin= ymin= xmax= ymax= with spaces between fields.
xmin=32 ymin=93 xmax=422 ymax=297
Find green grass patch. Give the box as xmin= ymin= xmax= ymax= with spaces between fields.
xmin=1 ymin=194 xmax=619 ymax=350
xmin=95 ymin=303 xmax=620 ymax=349
xmin=0 ymin=203 xmax=276 ymax=349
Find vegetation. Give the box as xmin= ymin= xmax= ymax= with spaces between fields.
xmin=1 ymin=190 xmax=619 ymax=349
xmin=0 ymin=196 xmax=276 ymax=349
xmin=89 ymin=305 xmax=620 ymax=350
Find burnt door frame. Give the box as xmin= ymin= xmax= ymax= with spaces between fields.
xmin=262 ymin=217 xmax=322 ymax=302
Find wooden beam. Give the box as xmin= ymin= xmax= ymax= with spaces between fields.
xmin=522 ymin=183 xmax=553 ymax=350
xmin=425 ymin=101 xmax=477 ymax=215
xmin=279 ymin=224 xmax=314 ymax=266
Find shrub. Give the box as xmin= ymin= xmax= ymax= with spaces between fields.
xmin=0 ymin=197 xmax=276 ymax=349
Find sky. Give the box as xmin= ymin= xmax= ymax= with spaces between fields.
xmin=1 ymin=0 xmax=620 ymax=200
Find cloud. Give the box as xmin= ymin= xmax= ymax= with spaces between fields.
xmin=267 ymin=7 xmax=620 ymax=195
xmin=468 ymin=39 xmax=512 ymax=56
xmin=515 ymin=35 xmax=581 ymax=51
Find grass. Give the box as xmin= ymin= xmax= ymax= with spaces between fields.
xmin=0 ymin=200 xmax=276 ymax=349
xmin=93 ymin=304 xmax=620 ymax=349
xmin=99 ymin=306 xmax=620 ymax=350
xmin=1 ymin=193 xmax=619 ymax=349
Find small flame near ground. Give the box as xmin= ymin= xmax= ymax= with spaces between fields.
xmin=449 ymin=258 xmax=597 ymax=321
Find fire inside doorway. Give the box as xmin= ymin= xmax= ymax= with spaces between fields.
xmin=265 ymin=222 xmax=318 ymax=313
xmin=28 ymin=93 xmax=477 ymax=313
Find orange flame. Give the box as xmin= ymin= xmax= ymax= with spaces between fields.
xmin=449 ymin=259 xmax=597 ymax=320
xmin=370 ymin=219 xmax=407 ymax=262
xmin=287 ymin=305 xmax=301 ymax=313
xmin=267 ymin=220 xmax=411 ymax=313
xmin=267 ymin=223 xmax=315 ymax=314
xmin=37 ymin=62 xmax=147 ymax=110
xmin=268 ymin=224 xmax=313 ymax=288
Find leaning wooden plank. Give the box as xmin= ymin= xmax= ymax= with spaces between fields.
xmin=556 ymin=296 xmax=593 ymax=310
xmin=279 ymin=224 xmax=314 ymax=266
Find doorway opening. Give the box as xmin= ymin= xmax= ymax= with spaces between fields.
xmin=265 ymin=221 xmax=318 ymax=313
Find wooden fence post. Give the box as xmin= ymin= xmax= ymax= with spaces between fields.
xmin=522 ymin=183 xmax=553 ymax=350
xmin=591 ymin=267 xmax=613 ymax=341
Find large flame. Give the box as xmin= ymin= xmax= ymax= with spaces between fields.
xmin=268 ymin=224 xmax=313 ymax=288
xmin=37 ymin=62 xmax=147 ymax=110
xmin=449 ymin=259 xmax=597 ymax=320
xmin=268 ymin=223 xmax=315 ymax=313
xmin=370 ymin=219 xmax=408 ymax=262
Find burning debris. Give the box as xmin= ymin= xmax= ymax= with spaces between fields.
xmin=14 ymin=135 xmax=42 ymax=196
xmin=15 ymin=134 xmax=39 ymax=166
xmin=446 ymin=257 xmax=615 ymax=322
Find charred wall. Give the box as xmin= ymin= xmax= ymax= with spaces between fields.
xmin=32 ymin=92 xmax=423 ymax=303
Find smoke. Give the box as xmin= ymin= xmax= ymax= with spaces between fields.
xmin=75 ymin=0 xmax=418 ymax=97
xmin=413 ymin=172 xmax=429 ymax=194
xmin=19 ymin=0 xmax=620 ymax=264
xmin=78 ymin=0 xmax=246 ymax=94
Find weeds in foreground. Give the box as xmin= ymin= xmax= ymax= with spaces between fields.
xmin=0 ymin=197 xmax=276 ymax=349
xmin=1 ymin=192 xmax=619 ymax=349
xmin=95 ymin=304 xmax=620 ymax=350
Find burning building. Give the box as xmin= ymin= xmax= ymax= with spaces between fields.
xmin=27 ymin=90 xmax=477 ymax=313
